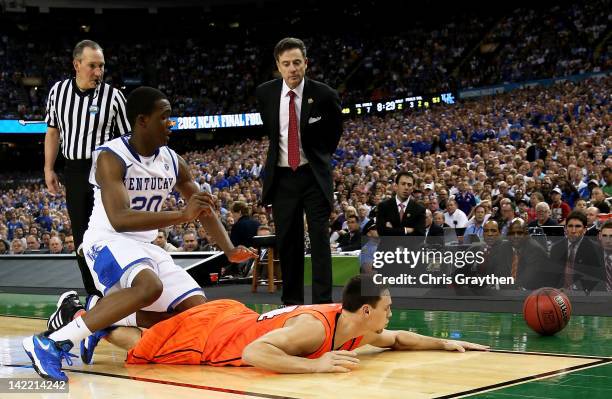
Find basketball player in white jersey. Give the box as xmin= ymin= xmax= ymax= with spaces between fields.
xmin=23 ymin=87 xmax=256 ymax=381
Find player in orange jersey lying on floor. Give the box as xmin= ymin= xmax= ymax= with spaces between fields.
xmin=106 ymin=274 xmax=489 ymax=373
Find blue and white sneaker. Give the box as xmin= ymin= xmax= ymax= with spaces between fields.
xmin=81 ymin=328 xmax=111 ymax=365
xmin=80 ymin=294 xmax=113 ymax=365
xmin=22 ymin=334 xmax=76 ymax=382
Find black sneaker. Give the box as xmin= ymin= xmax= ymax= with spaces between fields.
xmin=46 ymin=291 xmax=85 ymax=333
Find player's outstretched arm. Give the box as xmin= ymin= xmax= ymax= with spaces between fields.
xmin=242 ymin=314 xmax=360 ymax=373
xmin=97 ymin=151 xmax=206 ymax=231
xmin=364 ymin=330 xmax=489 ymax=352
xmin=174 ymin=155 xmax=256 ymax=262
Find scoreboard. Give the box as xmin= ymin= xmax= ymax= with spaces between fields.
xmin=0 ymin=93 xmax=456 ymax=133
xmin=342 ymin=92 xmax=455 ymax=115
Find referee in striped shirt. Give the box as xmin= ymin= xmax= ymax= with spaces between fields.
xmin=44 ymin=40 xmax=130 ymax=296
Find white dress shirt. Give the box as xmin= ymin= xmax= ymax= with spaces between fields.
xmin=278 ymin=79 xmax=308 ymax=167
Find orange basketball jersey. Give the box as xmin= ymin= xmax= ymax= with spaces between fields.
xmin=126 ymin=299 xmax=363 ymax=366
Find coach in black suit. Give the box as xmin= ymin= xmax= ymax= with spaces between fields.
xmin=256 ymin=38 xmax=343 ymax=305
xmin=548 ymin=212 xmax=605 ymax=292
xmin=376 ymin=171 xmax=426 ymax=238
xmin=375 ymin=171 xmax=425 ymax=280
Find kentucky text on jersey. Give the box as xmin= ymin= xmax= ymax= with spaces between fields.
xmin=125 ymin=177 xmax=175 ymax=191
xmin=86 ymin=136 xmax=179 ymax=242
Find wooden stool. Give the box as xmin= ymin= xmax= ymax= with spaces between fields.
xmin=251 ymin=235 xmax=282 ymax=293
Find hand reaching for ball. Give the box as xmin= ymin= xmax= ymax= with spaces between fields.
xmin=442 ymin=340 xmax=490 ymax=352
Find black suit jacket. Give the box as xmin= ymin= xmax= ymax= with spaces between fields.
xmin=483 ymin=240 xmax=514 ymax=277
xmin=337 ymin=230 xmax=362 ymax=252
xmin=548 ymin=237 xmax=605 ymax=291
xmin=230 ymin=216 xmax=260 ymax=248
xmin=426 ymin=223 xmax=444 ymax=236
xmin=376 ymin=196 xmax=426 ymax=237
xmin=585 ymin=225 xmax=599 ymax=236
xmin=425 ymin=223 xmax=444 ymax=246
xmin=256 ymin=78 xmax=343 ymax=207
xmin=514 ymin=239 xmax=550 ymax=289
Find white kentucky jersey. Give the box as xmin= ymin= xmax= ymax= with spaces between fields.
xmin=87 ymin=135 xmax=179 ymax=242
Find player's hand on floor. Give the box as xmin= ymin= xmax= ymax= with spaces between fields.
xmin=314 ymin=350 xmax=360 ymax=373
xmin=227 ymin=246 xmax=258 ymax=263
xmin=442 ymin=340 xmax=490 ymax=352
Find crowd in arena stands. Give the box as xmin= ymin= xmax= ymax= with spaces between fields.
xmin=342 ymin=14 xmax=493 ymax=104
xmin=458 ymin=1 xmax=610 ymax=88
xmin=1 ymin=0 xmax=609 ymax=120
xmin=1 ymin=76 xmax=611 ymax=265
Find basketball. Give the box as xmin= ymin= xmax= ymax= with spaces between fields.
xmin=523 ymin=288 xmax=572 ymax=335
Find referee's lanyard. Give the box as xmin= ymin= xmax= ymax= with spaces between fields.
xmin=88 ymin=84 xmax=101 ymax=115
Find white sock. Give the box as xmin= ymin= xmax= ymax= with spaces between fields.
xmin=49 ymin=316 xmax=92 ymax=346
xmin=112 ymin=312 xmax=137 ymax=327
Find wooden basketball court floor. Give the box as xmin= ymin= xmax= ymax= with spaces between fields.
xmin=0 ymin=294 xmax=610 ymax=399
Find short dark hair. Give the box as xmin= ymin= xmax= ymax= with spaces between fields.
xmin=342 ymin=274 xmax=388 ymax=312
xmin=566 ymin=211 xmax=587 ymax=227
xmin=600 ymin=219 xmax=612 ymax=231
xmin=231 ymin=201 xmax=249 ymax=216
xmin=183 ymin=231 xmax=196 ymax=239
xmin=126 ymin=86 xmax=167 ymax=127
xmin=474 ymin=204 xmax=486 ymax=213
xmin=273 ymin=37 xmax=307 ymax=61
xmin=509 ymin=217 xmax=527 ymax=233
xmin=73 ymin=40 xmax=103 ymax=60
xmin=394 ymin=170 xmax=415 ymax=185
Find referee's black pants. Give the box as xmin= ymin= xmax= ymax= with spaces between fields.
xmin=64 ymin=159 xmax=101 ymax=297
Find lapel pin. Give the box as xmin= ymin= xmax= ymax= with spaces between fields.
xmin=308 ymin=98 xmax=314 ymax=104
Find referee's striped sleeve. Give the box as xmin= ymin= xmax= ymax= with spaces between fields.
xmin=113 ymin=89 xmax=131 ymax=135
xmin=45 ymin=82 xmax=59 ymax=128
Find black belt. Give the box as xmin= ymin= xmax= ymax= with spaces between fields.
xmin=276 ymin=164 xmax=311 ymax=174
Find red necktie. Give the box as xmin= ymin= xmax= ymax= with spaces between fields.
xmin=287 ymin=90 xmax=299 ymax=171
xmin=399 ymin=203 xmax=405 ymax=221
xmin=564 ymin=242 xmax=577 ymax=289
xmin=511 ymin=249 xmax=519 ymax=279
